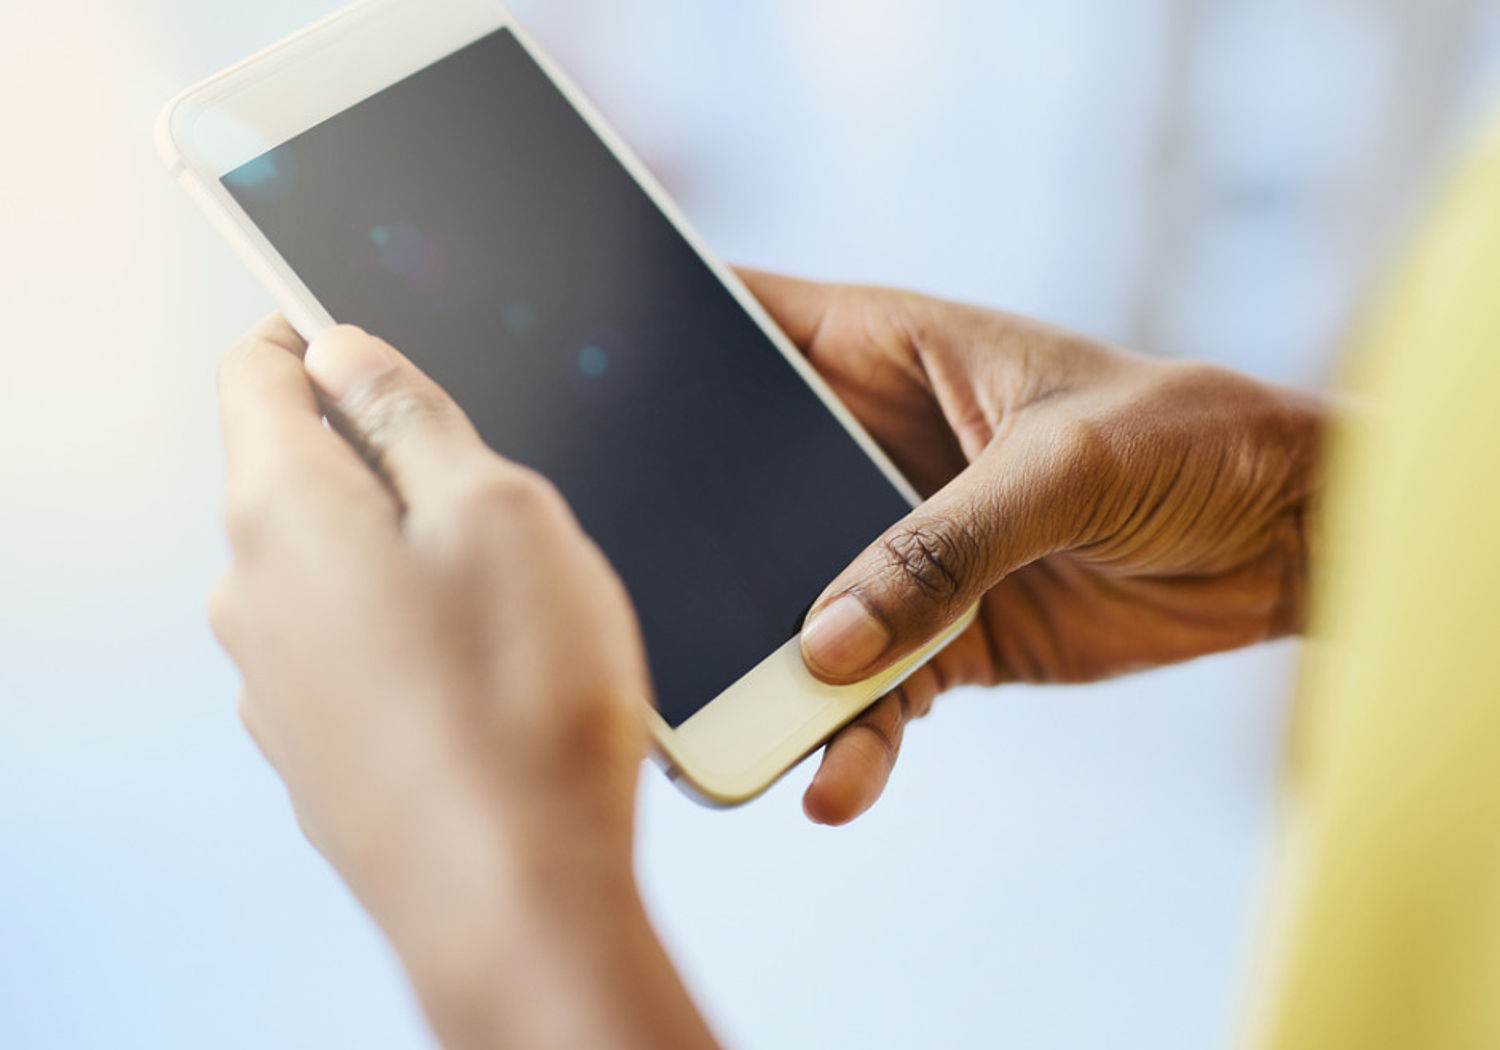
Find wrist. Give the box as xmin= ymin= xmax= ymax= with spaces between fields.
xmin=408 ymin=861 xmax=718 ymax=1050
xmin=368 ymin=787 xmax=637 ymax=961
xmin=1267 ymin=384 xmax=1328 ymax=636
xmin=342 ymin=768 xmax=661 ymax=1048
xmin=331 ymin=762 xmax=632 ymax=977
xmin=408 ymin=860 xmax=646 ymax=1050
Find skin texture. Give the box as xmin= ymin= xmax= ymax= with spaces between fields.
xmin=210 ymin=317 xmax=718 ymax=1050
xmin=211 ymin=275 xmax=1322 ymax=1049
xmin=736 ymin=271 xmax=1324 ymax=825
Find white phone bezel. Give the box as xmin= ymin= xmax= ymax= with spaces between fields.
xmin=158 ymin=0 xmax=974 ymax=806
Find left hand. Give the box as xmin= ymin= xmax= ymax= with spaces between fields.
xmin=209 ymin=317 xmax=714 ymax=1049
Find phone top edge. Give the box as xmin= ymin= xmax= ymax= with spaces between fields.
xmin=158 ymin=0 xmax=509 ymax=180
xmin=156 ymin=0 xmax=377 ymax=171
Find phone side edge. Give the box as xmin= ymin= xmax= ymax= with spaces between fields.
xmin=499 ymin=20 xmax=923 ymax=510
xmin=170 ymin=168 xmax=336 ymax=341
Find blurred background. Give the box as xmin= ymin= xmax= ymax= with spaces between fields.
xmin=3 ymin=1 xmax=1498 ymax=1047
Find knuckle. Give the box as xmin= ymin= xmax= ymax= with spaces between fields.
xmin=877 ymin=518 xmax=981 ymax=607
xmin=218 ymin=328 xmax=259 ymax=382
xmin=851 ymin=720 xmax=899 ymax=766
xmin=222 ymin=487 xmax=275 ymax=556
xmin=348 ymin=378 xmax=451 ymax=464
xmin=1159 ymin=359 xmax=1236 ymax=398
xmin=1041 ymin=417 xmax=1128 ymax=544
xmin=1056 ymin=416 xmax=1113 ymax=475
xmin=252 ymin=314 xmax=304 ymax=354
xmin=205 ymin=573 xmax=237 ymax=642
xmin=436 ymin=465 xmax=569 ymax=554
xmin=885 ymin=292 xmax=938 ymax=355
xmin=219 ymin=320 xmax=301 ymax=389
xmin=843 ymin=697 xmax=904 ymax=767
xmin=465 ymin=466 xmax=566 ymax=522
xmin=893 ymin=681 xmax=931 ymax=722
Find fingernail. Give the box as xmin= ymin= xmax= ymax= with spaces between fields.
xmin=801 ymin=594 xmax=891 ymax=678
xmin=304 ymin=327 xmax=395 ymax=401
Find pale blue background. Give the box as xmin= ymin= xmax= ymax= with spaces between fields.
xmin=3 ymin=1 xmax=1498 ymax=1047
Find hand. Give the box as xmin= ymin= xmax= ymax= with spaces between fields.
xmin=210 ymin=318 xmax=716 ymax=1050
xmin=740 ymin=271 xmax=1325 ymax=826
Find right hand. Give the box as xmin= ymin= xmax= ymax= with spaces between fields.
xmin=739 ymin=270 xmax=1326 ymax=825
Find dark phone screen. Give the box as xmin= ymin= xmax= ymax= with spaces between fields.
xmin=224 ymin=28 xmax=910 ymax=727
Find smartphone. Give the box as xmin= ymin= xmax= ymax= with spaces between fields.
xmin=159 ymin=0 xmax=974 ymax=806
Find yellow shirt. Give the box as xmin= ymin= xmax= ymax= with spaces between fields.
xmin=1258 ymin=119 xmax=1500 ymax=1048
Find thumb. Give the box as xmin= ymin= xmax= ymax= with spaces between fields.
xmin=303 ymin=324 xmax=492 ymax=508
xmin=800 ymin=432 xmax=1085 ymax=682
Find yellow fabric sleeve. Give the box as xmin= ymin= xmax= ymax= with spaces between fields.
xmin=1256 ymin=119 xmax=1500 ymax=1050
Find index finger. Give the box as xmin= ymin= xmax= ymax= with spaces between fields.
xmin=734 ymin=266 xmax=930 ymax=375
xmin=735 ymin=268 xmax=836 ymax=348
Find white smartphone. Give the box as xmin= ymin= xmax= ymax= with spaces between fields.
xmin=159 ymin=0 xmax=974 ymax=806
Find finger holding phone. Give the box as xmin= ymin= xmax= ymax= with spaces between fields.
xmin=212 ymin=316 xmax=718 ymax=1050
xmin=741 ymin=271 xmax=1325 ymax=825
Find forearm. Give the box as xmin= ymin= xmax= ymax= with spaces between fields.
xmin=345 ymin=793 xmax=721 ymax=1050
